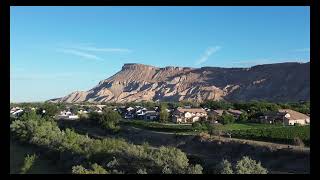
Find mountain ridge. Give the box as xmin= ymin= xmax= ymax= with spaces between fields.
xmin=49 ymin=62 xmax=310 ymax=103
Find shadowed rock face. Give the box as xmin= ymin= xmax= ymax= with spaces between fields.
xmin=49 ymin=62 xmax=310 ymax=103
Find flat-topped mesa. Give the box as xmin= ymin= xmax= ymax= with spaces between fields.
xmin=121 ymin=63 xmax=158 ymax=71
xmin=49 ymin=62 xmax=310 ymax=103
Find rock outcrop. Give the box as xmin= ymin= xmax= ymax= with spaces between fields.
xmin=49 ymin=62 xmax=310 ymax=103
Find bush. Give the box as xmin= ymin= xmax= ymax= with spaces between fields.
xmin=37 ymin=103 xmax=58 ymax=117
xmin=237 ymin=112 xmax=248 ymax=123
xmin=235 ymin=156 xmax=268 ymax=174
xmin=20 ymin=154 xmax=37 ymax=174
xmin=72 ymin=163 xmax=109 ymax=174
xmin=219 ymin=111 xmax=235 ymax=125
xmin=88 ymin=110 xmax=121 ymax=131
xmin=159 ymin=103 xmax=169 ymax=123
xmin=152 ymin=146 xmax=189 ymax=173
xmin=186 ymin=164 xmax=203 ymax=174
xmin=137 ymin=168 xmax=148 ymax=174
xmin=162 ymin=165 xmax=172 ymax=174
xmin=216 ymin=159 xmax=233 ymax=174
xmin=11 ymin=116 xmax=197 ymax=174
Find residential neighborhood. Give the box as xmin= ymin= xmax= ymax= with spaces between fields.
xmin=10 ymin=103 xmax=310 ymax=126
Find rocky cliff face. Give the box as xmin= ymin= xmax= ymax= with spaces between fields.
xmin=49 ymin=62 xmax=310 ymax=103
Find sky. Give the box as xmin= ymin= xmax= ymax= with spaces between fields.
xmin=10 ymin=6 xmax=310 ymax=102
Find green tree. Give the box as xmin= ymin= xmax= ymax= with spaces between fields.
xmin=37 ymin=103 xmax=58 ymax=117
xmin=159 ymin=103 xmax=169 ymax=123
xmin=219 ymin=111 xmax=235 ymax=125
xmin=99 ymin=110 xmax=121 ymax=131
xmin=235 ymin=156 xmax=268 ymax=174
xmin=237 ymin=112 xmax=248 ymax=123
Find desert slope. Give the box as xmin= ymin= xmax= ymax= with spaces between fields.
xmin=49 ymin=62 xmax=310 ymax=103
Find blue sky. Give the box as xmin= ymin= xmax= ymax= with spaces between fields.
xmin=10 ymin=6 xmax=310 ymax=102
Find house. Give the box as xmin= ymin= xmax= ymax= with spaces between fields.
xmin=211 ymin=109 xmax=225 ymax=117
xmin=11 ymin=109 xmax=24 ymax=117
xmin=227 ymin=109 xmax=243 ymax=118
xmin=78 ymin=109 xmax=88 ymax=114
xmin=259 ymin=109 xmax=309 ymax=126
xmin=172 ymin=108 xmax=207 ymax=123
xmin=124 ymin=112 xmax=135 ymax=119
xmin=279 ymin=109 xmax=310 ymax=125
xmin=57 ymin=110 xmax=79 ymax=120
xmin=127 ymin=107 xmax=135 ymax=112
xmin=144 ymin=111 xmax=159 ymax=120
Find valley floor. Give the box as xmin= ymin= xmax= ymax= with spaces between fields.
xmin=57 ymin=120 xmax=310 ymax=174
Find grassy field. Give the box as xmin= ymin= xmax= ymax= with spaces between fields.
xmin=120 ymin=119 xmax=194 ymax=133
xmin=121 ymin=119 xmax=281 ymax=132
xmin=120 ymin=119 xmax=310 ymax=146
xmin=10 ymin=140 xmax=64 ymax=174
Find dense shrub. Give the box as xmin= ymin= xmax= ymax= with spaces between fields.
xmin=87 ymin=110 xmax=121 ymax=132
xmin=219 ymin=112 xmax=235 ymax=125
xmin=11 ymin=117 xmax=202 ymax=174
xmin=137 ymin=168 xmax=148 ymax=174
xmin=215 ymin=157 xmax=268 ymax=174
xmin=235 ymin=156 xmax=268 ymax=174
xmin=186 ymin=164 xmax=203 ymax=174
xmin=237 ymin=112 xmax=248 ymax=123
xmin=216 ymin=159 xmax=233 ymax=174
xmin=20 ymin=154 xmax=37 ymax=174
xmin=37 ymin=103 xmax=59 ymax=117
xmin=72 ymin=163 xmax=109 ymax=174
xmin=159 ymin=103 xmax=169 ymax=123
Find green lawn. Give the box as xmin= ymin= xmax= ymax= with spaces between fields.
xmin=120 ymin=119 xmax=310 ymax=146
xmin=216 ymin=123 xmax=282 ymax=131
xmin=10 ymin=140 xmax=65 ymax=174
xmin=120 ymin=120 xmax=281 ymax=133
xmin=120 ymin=119 xmax=194 ymax=133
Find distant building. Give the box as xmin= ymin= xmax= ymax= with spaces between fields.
xmin=57 ymin=110 xmax=79 ymax=120
xmin=259 ymin=109 xmax=309 ymax=126
xmin=11 ymin=109 xmax=24 ymax=118
xmin=144 ymin=111 xmax=159 ymax=120
xmin=226 ymin=109 xmax=243 ymax=118
xmin=172 ymin=108 xmax=207 ymax=123
xmin=211 ymin=109 xmax=225 ymax=117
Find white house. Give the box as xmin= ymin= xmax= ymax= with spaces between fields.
xmin=127 ymin=107 xmax=135 ymax=112
xmin=278 ymin=109 xmax=310 ymax=125
xmin=57 ymin=110 xmax=79 ymax=120
xmin=172 ymin=108 xmax=207 ymax=123
xmin=259 ymin=109 xmax=310 ymax=126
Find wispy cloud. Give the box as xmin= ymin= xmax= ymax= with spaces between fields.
xmin=195 ymin=46 xmax=221 ymax=65
xmin=56 ymin=43 xmax=132 ymax=61
xmin=293 ymin=48 xmax=310 ymax=52
xmin=56 ymin=49 xmax=104 ymax=61
xmin=73 ymin=46 xmax=132 ymax=53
